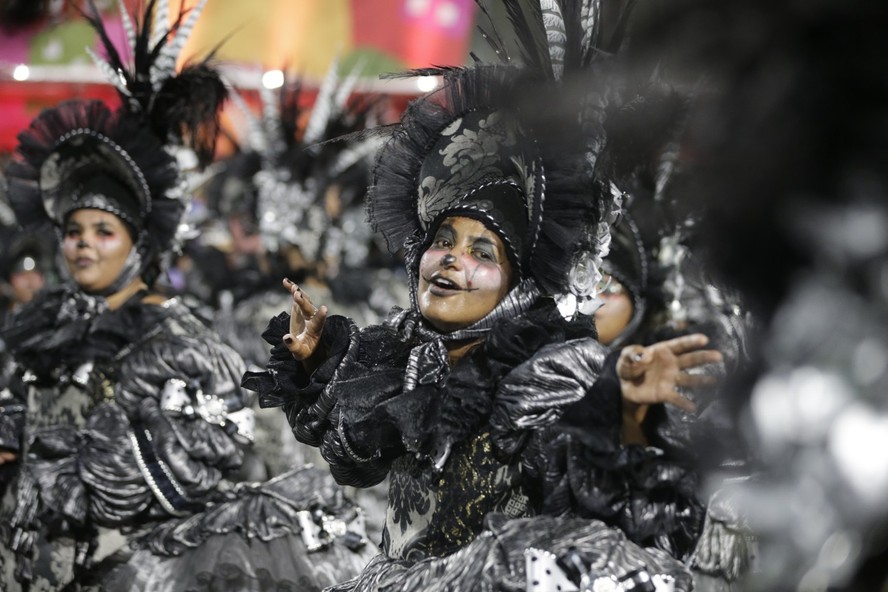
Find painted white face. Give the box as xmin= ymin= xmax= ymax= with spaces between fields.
xmin=62 ymin=208 xmax=134 ymax=294
xmin=417 ymin=216 xmax=513 ymax=332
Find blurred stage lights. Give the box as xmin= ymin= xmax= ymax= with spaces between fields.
xmin=416 ymin=76 xmax=439 ymax=93
xmin=262 ymin=70 xmax=285 ymax=90
xmin=13 ymin=64 xmax=30 ymax=81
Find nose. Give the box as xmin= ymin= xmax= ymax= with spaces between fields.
xmin=77 ymin=238 xmax=89 ymax=249
xmin=439 ymin=253 xmax=457 ymax=268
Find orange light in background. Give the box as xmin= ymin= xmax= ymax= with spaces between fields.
xmin=176 ymin=0 xmax=351 ymax=78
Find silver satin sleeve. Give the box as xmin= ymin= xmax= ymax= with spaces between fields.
xmin=114 ymin=304 xmax=250 ymax=508
xmin=490 ymin=337 xmax=609 ymax=454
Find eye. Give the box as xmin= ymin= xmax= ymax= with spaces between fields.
xmin=64 ymin=227 xmax=80 ymax=238
xmin=97 ymin=228 xmax=114 ymax=237
xmin=433 ymin=237 xmax=452 ymax=249
xmin=472 ymin=248 xmax=493 ymax=262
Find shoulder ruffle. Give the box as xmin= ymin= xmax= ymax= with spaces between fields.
xmin=331 ymin=513 xmax=693 ymax=592
xmin=137 ymin=465 xmax=368 ymax=556
xmin=112 ymin=302 xmax=252 ymax=512
xmin=242 ymin=312 xmax=362 ymax=445
xmin=490 ymin=337 xmax=612 ymax=455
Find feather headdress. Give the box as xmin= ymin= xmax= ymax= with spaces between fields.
xmin=368 ymin=0 xmax=654 ymax=312
xmin=4 ymin=0 xmax=227 ymax=292
xmin=214 ymin=63 xmax=384 ymax=265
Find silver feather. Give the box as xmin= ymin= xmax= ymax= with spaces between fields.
xmin=333 ymin=57 xmax=367 ymax=115
xmin=327 ymin=136 xmax=385 ymax=179
xmin=303 ymin=56 xmax=341 ymax=147
xmin=541 ymin=0 xmax=566 ymax=80
xmin=581 ymin=0 xmax=601 ymax=63
xmin=258 ymin=80 xmax=286 ymax=165
xmin=151 ymin=0 xmax=208 ymax=92
xmin=86 ymin=46 xmax=132 ymax=97
xmin=227 ymin=81 xmax=268 ymax=156
xmin=150 ymin=0 xmax=170 ymax=51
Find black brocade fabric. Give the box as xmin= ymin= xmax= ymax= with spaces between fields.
xmin=245 ymin=298 xmax=706 ymax=563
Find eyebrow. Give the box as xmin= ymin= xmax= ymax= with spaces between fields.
xmin=65 ymin=219 xmax=117 ymax=230
xmin=468 ymin=236 xmax=496 ymax=248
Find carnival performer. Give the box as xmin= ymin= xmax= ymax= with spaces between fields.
xmin=244 ymin=2 xmax=726 ymax=589
xmin=633 ymin=0 xmax=888 ymax=589
xmin=207 ymin=66 xmax=405 ymax=377
xmin=0 ymin=229 xmax=53 ymax=500
xmin=0 ymin=1 xmax=372 ymax=590
xmin=595 ymin=191 xmax=756 ymax=590
xmin=197 ymin=70 xmax=400 ymax=540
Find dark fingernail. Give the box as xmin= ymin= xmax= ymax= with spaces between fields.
xmin=284 ymin=336 xmax=293 ymax=345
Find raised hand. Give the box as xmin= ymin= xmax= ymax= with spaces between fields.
xmin=617 ymin=333 xmax=723 ymax=414
xmin=282 ymin=278 xmax=328 ymax=362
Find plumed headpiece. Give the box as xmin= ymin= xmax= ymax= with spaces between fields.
xmin=218 ymin=63 xmax=385 ymax=266
xmin=368 ymin=0 xmax=641 ymax=307
xmin=4 ymin=0 xmax=226 ymax=293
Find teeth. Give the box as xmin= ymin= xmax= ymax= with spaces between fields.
xmin=433 ymin=277 xmax=459 ymax=289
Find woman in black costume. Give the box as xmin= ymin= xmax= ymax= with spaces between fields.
xmin=0 ymin=2 xmax=372 ymax=590
xmin=244 ymin=2 xmax=725 ymax=589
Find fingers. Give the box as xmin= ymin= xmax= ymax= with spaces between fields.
xmin=676 ymin=371 xmax=718 ymax=389
xmin=663 ymin=333 xmax=710 ymax=355
xmin=677 ymin=349 xmax=723 ymax=369
xmin=284 ymin=278 xmax=319 ymax=320
xmin=283 ymin=277 xmax=299 ymax=297
xmin=664 ymin=391 xmax=697 ymax=413
xmin=617 ymin=345 xmax=651 ymax=380
xmin=0 ymin=450 xmax=17 ymax=465
xmin=306 ymin=305 xmax=328 ymax=338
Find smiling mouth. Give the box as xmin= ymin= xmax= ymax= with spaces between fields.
xmin=425 ymin=274 xmax=464 ymax=295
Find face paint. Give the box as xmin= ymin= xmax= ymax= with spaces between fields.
xmin=418 ymin=216 xmax=512 ymax=332
xmin=62 ymin=208 xmax=135 ymax=294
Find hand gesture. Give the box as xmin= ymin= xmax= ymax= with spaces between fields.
xmin=617 ymin=333 xmax=723 ymax=414
xmin=282 ymin=278 xmax=328 ymax=362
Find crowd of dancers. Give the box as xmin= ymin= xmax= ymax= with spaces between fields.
xmin=0 ymin=0 xmax=885 ymax=591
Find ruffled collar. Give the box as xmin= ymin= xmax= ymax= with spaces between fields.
xmin=1 ymin=284 xmax=169 ymax=380
xmin=393 ymin=278 xmax=541 ymax=344
xmin=352 ymin=298 xmax=596 ymax=469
